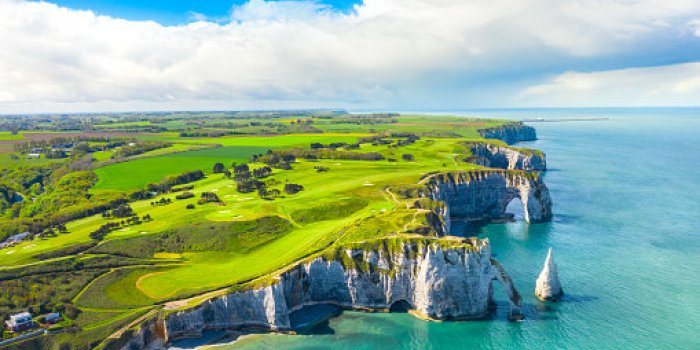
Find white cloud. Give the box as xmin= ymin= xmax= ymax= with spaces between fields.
xmin=690 ymin=19 xmax=700 ymax=36
xmin=1 ymin=0 xmax=700 ymax=113
xmin=518 ymin=62 xmax=700 ymax=107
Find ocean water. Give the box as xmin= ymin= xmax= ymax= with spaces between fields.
xmin=207 ymin=108 xmax=700 ymax=350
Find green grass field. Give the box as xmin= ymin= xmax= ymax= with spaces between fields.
xmin=92 ymin=134 xmax=369 ymax=191
xmin=92 ymin=146 xmax=268 ymax=191
xmin=0 ymin=132 xmax=23 ymax=141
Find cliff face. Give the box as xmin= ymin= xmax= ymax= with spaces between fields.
xmin=478 ymin=122 xmax=537 ymax=144
xmin=468 ymin=143 xmax=546 ymax=171
xmin=424 ymin=171 xmax=552 ymax=223
xmin=157 ymin=238 xmax=518 ymax=343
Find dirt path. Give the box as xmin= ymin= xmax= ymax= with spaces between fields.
xmin=107 ymin=308 xmax=159 ymax=339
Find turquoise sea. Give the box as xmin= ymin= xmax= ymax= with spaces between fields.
xmin=208 ymin=108 xmax=700 ymax=349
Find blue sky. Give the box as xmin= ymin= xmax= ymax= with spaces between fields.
xmin=2 ymin=0 xmax=700 ymax=113
xmin=49 ymin=0 xmax=362 ymax=24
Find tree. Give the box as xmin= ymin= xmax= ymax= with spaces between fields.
xmin=284 ymin=183 xmax=304 ymax=195
xmin=402 ymin=154 xmax=415 ymax=161
xmin=213 ymin=162 xmax=225 ymax=174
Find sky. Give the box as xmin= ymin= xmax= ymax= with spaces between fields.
xmin=1 ymin=0 xmax=700 ymax=113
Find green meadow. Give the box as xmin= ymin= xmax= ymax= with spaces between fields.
xmin=0 ymin=132 xmax=23 ymax=141
xmin=92 ymin=134 xmax=369 ymax=191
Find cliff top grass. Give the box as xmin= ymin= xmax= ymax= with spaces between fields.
xmin=0 ymin=113 xmax=535 ymax=345
xmin=462 ymin=140 xmax=545 ymax=157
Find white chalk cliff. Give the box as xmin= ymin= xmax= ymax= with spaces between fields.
xmin=468 ymin=142 xmax=546 ymax=171
xmin=535 ymin=248 xmax=563 ymax=301
xmin=478 ymin=122 xmax=537 ymax=144
xmin=424 ymin=171 xmax=552 ymax=224
xmin=119 ymin=238 xmax=523 ymax=349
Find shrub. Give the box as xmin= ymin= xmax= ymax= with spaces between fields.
xmin=175 ymin=192 xmax=195 ymax=200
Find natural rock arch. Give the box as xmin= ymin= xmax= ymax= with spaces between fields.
xmin=424 ymin=171 xmax=552 ymax=224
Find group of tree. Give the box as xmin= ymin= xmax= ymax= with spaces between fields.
xmin=266 ymin=148 xmax=384 ymax=161
xmin=393 ymin=134 xmax=420 ymax=147
xmin=332 ymin=113 xmax=398 ymax=125
xmin=252 ymin=152 xmax=296 ymax=170
xmin=198 ymin=192 xmax=222 ymax=205
xmin=310 ymin=142 xmax=359 ymax=150
xmin=151 ymin=197 xmax=173 ymax=205
xmin=0 ymin=272 xmax=91 ymax=333
xmin=89 ymin=222 xmax=121 ymax=240
xmin=314 ymin=166 xmax=329 ymax=173
xmin=356 ymin=133 xmax=419 ymax=148
xmin=103 ymin=204 xmax=135 ymax=218
xmin=0 ymin=163 xmax=133 ymax=243
xmin=258 ymin=188 xmax=281 ymax=200
xmin=180 ymin=130 xmax=238 ymax=138
xmin=111 ymin=141 xmax=170 ymax=159
xmin=89 ymin=213 xmax=147 ymax=241
xmin=136 ymin=170 xmax=205 ymax=197
xmin=253 ymin=166 xmax=272 ymax=178
xmin=232 ymin=163 xmax=267 ymax=193
xmin=12 ymin=136 xmax=123 ymax=155
xmin=171 ymin=185 xmax=194 ymax=192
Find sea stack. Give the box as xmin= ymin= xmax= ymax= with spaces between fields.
xmin=535 ymin=248 xmax=563 ymax=301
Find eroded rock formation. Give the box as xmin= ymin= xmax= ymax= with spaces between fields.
xmin=478 ymin=122 xmax=537 ymax=144
xmin=424 ymin=171 xmax=552 ymax=224
xmin=120 ymin=238 xmax=523 ymax=348
xmin=468 ymin=142 xmax=546 ymax=171
xmin=535 ymin=248 xmax=563 ymax=301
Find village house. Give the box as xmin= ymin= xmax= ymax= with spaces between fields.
xmin=43 ymin=313 xmax=62 ymax=324
xmin=5 ymin=312 xmax=34 ymax=333
xmin=0 ymin=232 xmax=31 ymax=250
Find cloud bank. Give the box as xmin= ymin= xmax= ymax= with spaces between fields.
xmin=1 ymin=0 xmax=700 ymax=113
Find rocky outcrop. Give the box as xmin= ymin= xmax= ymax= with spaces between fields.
xmin=535 ymin=248 xmax=563 ymax=301
xmin=135 ymin=238 xmax=522 ymax=345
xmin=467 ymin=142 xmax=546 ymax=171
xmin=423 ymin=171 xmax=552 ymax=223
xmin=478 ymin=122 xmax=537 ymax=144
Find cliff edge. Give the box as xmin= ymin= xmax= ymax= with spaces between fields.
xmin=118 ymin=237 xmax=523 ymax=349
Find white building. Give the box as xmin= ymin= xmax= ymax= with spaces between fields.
xmin=5 ymin=312 xmax=33 ymax=332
